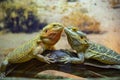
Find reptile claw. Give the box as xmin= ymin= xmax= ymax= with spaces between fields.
xmin=59 ymin=57 xmax=71 ymax=64
xmin=44 ymin=57 xmax=56 ymax=64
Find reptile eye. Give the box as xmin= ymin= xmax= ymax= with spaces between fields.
xmin=53 ymin=24 xmax=57 ymax=27
xmin=45 ymin=29 xmax=48 ymax=32
xmin=72 ymin=28 xmax=77 ymax=31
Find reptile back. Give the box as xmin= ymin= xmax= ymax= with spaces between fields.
xmin=85 ymin=42 xmax=120 ymax=64
xmin=7 ymin=39 xmax=36 ymax=63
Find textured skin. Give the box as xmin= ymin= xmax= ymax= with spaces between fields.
xmin=63 ymin=26 xmax=120 ymax=64
xmin=0 ymin=23 xmax=64 ymax=75
xmin=85 ymin=42 xmax=120 ymax=64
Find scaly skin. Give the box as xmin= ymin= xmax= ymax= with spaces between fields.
xmin=62 ymin=26 xmax=120 ymax=64
xmin=0 ymin=23 xmax=64 ymax=76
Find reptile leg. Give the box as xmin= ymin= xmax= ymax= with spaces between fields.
xmin=50 ymin=46 xmax=56 ymax=50
xmin=35 ymin=54 xmax=55 ymax=64
xmin=76 ymin=52 xmax=85 ymax=63
xmin=0 ymin=59 xmax=8 ymax=77
xmin=33 ymin=46 xmax=55 ymax=64
xmin=60 ymin=52 xmax=85 ymax=64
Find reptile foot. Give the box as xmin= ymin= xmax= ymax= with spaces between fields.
xmin=59 ymin=57 xmax=71 ymax=64
xmin=44 ymin=57 xmax=56 ymax=64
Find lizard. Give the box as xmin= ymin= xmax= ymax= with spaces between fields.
xmin=0 ymin=23 xmax=64 ymax=76
xmin=60 ymin=26 xmax=120 ymax=65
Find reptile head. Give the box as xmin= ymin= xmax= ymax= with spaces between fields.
xmin=41 ymin=23 xmax=64 ymax=45
xmin=64 ymin=26 xmax=89 ymax=52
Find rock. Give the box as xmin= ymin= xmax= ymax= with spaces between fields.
xmin=35 ymin=70 xmax=85 ymax=79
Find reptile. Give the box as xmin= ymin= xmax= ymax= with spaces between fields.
xmin=0 ymin=23 xmax=64 ymax=76
xmin=60 ymin=26 xmax=120 ymax=64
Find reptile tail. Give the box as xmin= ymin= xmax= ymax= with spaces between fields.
xmin=0 ymin=63 xmax=6 ymax=78
xmin=0 ymin=59 xmax=9 ymax=78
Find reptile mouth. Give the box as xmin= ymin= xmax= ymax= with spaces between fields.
xmin=46 ymin=31 xmax=62 ymax=45
xmin=57 ymin=27 xmax=64 ymax=31
xmin=49 ymin=32 xmax=60 ymax=39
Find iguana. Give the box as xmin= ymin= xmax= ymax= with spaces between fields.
xmin=0 ymin=23 xmax=64 ymax=76
xmin=60 ymin=26 xmax=120 ymax=64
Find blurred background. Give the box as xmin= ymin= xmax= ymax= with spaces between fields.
xmin=0 ymin=0 xmax=120 ymax=64
xmin=0 ymin=0 xmax=120 ymax=79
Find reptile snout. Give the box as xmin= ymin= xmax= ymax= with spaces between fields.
xmin=64 ymin=27 xmax=68 ymax=33
xmin=57 ymin=26 xmax=64 ymax=31
xmin=51 ymin=23 xmax=64 ymax=31
xmin=64 ymin=27 xmax=71 ymax=35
